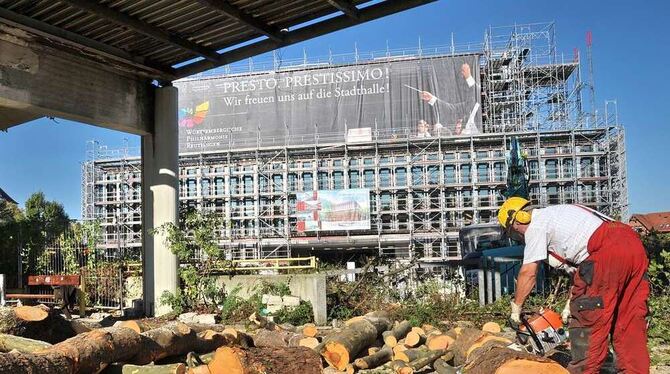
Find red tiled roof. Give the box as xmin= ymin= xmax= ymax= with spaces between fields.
xmin=629 ymin=212 xmax=670 ymax=233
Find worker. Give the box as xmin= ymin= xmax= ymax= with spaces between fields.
xmin=498 ymin=197 xmax=649 ymax=374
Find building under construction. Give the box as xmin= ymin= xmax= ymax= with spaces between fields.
xmin=81 ymin=22 xmax=628 ymax=270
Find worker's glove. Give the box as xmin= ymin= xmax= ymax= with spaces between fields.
xmin=510 ymin=301 xmax=522 ymax=324
xmin=561 ymin=299 xmax=571 ymax=324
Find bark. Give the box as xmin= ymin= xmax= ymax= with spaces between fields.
xmin=103 ymin=362 xmax=186 ymax=374
xmin=116 ymin=320 xmax=162 ymax=334
xmin=131 ymin=323 xmax=231 ymax=365
xmin=0 ymin=333 xmax=52 ymax=353
xmin=0 ymin=327 xmax=142 ymax=374
xmin=432 ymin=358 xmax=457 ymax=374
xmin=462 ymin=345 xmax=568 ymax=374
xmin=247 ymin=313 xmax=276 ymax=331
xmin=393 ymin=347 xmax=429 ymax=363
xmin=381 ymin=321 xmax=411 ymax=347
xmin=353 ymin=346 xmax=393 ymax=370
xmin=406 ymin=350 xmax=450 ymax=372
xmin=252 ymin=329 xmax=299 ymax=348
xmin=0 ymin=306 xmax=76 ymax=344
xmin=321 ymin=319 xmax=387 ymax=370
xmin=219 ymin=328 xmax=254 ymax=348
xmin=207 ymin=346 xmax=322 ymax=374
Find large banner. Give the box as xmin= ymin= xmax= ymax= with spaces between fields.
xmin=176 ymin=54 xmax=481 ymax=152
xmin=295 ymin=189 xmax=370 ymax=232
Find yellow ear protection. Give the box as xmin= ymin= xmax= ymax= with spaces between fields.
xmin=506 ymin=201 xmax=531 ymax=227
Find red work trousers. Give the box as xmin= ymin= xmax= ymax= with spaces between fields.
xmin=567 ymin=222 xmax=650 ymax=374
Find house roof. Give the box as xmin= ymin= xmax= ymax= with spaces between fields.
xmin=629 ymin=212 xmax=670 ymax=233
xmin=0 ymin=187 xmax=17 ymax=204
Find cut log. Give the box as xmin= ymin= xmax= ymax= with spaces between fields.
xmin=116 ymin=320 xmax=160 ymax=334
xmin=0 ymin=305 xmax=76 ymax=343
xmin=354 ymin=346 xmax=393 ymax=370
xmin=131 ymin=322 xmax=231 ymax=365
xmin=368 ymin=346 xmax=380 ymax=355
xmin=208 ymin=346 xmax=322 ymax=374
xmin=392 ymin=344 xmax=408 ymax=356
xmin=252 ymin=329 xmax=297 ymax=347
xmin=0 ymin=333 xmax=52 ymax=353
xmin=426 ymin=334 xmax=455 ymax=351
xmin=321 ymin=318 xmax=390 ymax=370
xmin=404 ymin=330 xmax=426 ymax=348
xmin=248 ymin=312 xmax=276 ymax=331
xmin=394 ymin=347 xmax=428 ymax=363
xmin=0 ymin=326 xmax=142 ymax=373
xmin=449 ymin=328 xmax=495 ymax=366
xmin=433 ymin=358 xmax=457 ymax=374
xmin=462 ymin=345 xmax=568 ymax=374
xmin=382 ymin=320 xmax=411 ymax=347
xmin=390 ymin=360 xmax=410 ymax=373
xmin=302 ymin=323 xmax=318 ymax=337
xmin=405 ymin=349 xmax=448 ymax=373
xmin=481 ymin=322 xmax=501 ymax=334
xmin=103 ymin=362 xmax=187 ymax=374
xmin=297 ymin=336 xmax=320 ymax=349
xmin=222 ymin=328 xmax=254 ymax=348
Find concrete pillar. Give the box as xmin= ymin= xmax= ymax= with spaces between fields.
xmin=142 ymin=85 xmax=179 ymax=316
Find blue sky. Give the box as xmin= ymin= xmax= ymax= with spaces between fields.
xmin=1 ymin=0 xmax=668 ymax=219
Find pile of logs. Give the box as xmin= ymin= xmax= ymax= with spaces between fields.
xmin=0 ymin=306 xmax=569 ymax=374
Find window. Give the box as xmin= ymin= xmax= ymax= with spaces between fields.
xmin=478 ymin=188 xmax=490 ymax=207
xmin=288 ymin=174 xmax=297 ymax=191
xmin=477 ymin=164 xmax=489 ymax=183
xmin=379 ymin=169 xmax=391 ymax=187
xmin=303 ymin=173 xmax=313 ymax=191
xmin=547 ymin=185 xmax=559 ymax=204
xmin=395 ymin=168 xmax=406 ymax=187
xmin=412 ymin=166 xmax=423 ymax=186
xmin=318 ymin=172 xmax=329 ymax=190
xmin=333 ymin=171 xmax=344 ymax=189
xmin=545 ymin=160 xmax=558 ymax=179
xmin=563 ymin=159 xmax=574 ymax=178
xmin=349 ymin=171 xmax=360 ymax=188
xmin=580 ymin=158 xmax=594 ymax=177
xmin=493 ymin=162 xmax=505 ymax=182
xmin=243 ymin=176 xmax=253 ymax=194
xmin=215 ymin=177 xmax=224 ymax=195
xmin=461 ymin=165 xmax=471 ymax=183
xmin=363 ymin=170 xmax=375 ymax=188
xmin=272 ymin=175 xmax=283 ymax=191
xmin=528 ymin=161 xmax=539 ymax=180
xmin=444 ymin=165 xmax=456 ymax=183
xmin=427 ymin=166 xmax=439 ymax=185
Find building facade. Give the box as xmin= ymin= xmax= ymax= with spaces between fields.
xmin=81 ymin=22 xmax=628 ymax=266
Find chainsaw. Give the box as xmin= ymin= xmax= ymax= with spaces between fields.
xmin=509 ymin=308 xmax=568 ymax=356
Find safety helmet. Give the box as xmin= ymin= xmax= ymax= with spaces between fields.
xmin=497 ymin=197 xmax=532 ymax=229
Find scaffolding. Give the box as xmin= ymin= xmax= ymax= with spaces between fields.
xmin=81 ymin=22 xmax=628 ymax=266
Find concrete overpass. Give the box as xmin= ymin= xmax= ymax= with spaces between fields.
xmin=0 ymin=0 xmax=435 ymax=315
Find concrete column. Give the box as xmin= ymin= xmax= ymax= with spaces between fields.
xmin=142 ymin=85 xmax=179 ymax=316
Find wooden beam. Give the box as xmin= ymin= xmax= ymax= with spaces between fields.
xmin=194 ymin=0 xmax=284 ymax=42
xmin=175 ymin=0 xmax=437 ymax=78
xmin=59 ymin=0 xmax=222 ymax=63
xmin=326 ymin=0 xmax=360 ymax=20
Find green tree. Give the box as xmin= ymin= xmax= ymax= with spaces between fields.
xmin=23 ymin=192 xmax=70 ymax=274
xmin=154 ymin=208 xmax=230 ymax=314
xmin=0 ymin=200 xmax=24 ymax=287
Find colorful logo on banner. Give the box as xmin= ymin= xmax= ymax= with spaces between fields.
xmin=179 ymin=101 xmax=209 ymax=128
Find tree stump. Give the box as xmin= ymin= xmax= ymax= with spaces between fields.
xmin=207 ymin=346 xmax=322 ymax=374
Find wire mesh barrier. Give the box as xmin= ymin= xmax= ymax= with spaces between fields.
xmin=22 ymin=226 xmax=126 ymax=310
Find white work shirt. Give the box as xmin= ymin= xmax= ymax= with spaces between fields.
xmin=522 ymin=205 xmax=605 ymax=265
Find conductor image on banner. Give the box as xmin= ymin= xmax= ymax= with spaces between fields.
xmin=419 ymin=62 xmax=481 ymax=135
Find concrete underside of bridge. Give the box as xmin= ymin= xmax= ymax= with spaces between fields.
xmin=0 ymin=23 xmax=178 ymax=316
